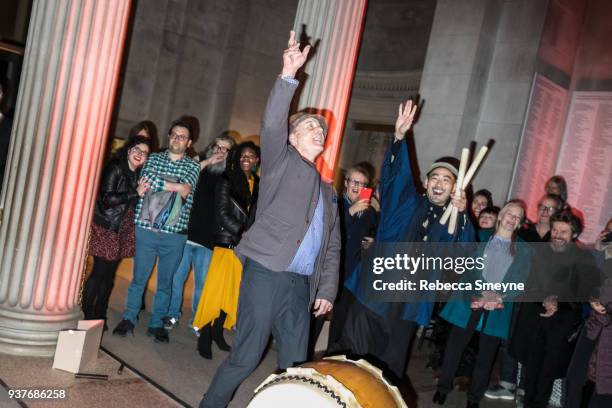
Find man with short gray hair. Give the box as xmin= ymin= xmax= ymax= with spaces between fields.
xmin=200 ymin=31 xmax=340 ymax=408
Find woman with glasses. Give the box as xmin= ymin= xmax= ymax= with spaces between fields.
xmin=519 ymin=194 xmax=562 ymax=243
xmin=327 ymin=164 xmax=379 ymax=351
xmin=433 ymin=202 xmax=533 ymax=407
xmin=82 ymin=135 xmax=151 ymax=329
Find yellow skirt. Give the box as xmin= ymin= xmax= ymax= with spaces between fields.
xmin=193 ymin=246 xmax=242 ymax=330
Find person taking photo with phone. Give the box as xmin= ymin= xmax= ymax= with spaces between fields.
xmin=325 ymin=164 xmax=379 ymax=351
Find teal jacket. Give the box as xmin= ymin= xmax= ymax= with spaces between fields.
xmin=440 ymin=230 xmax=533 ymax=340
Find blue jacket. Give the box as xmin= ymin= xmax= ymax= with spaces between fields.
xmin=440 ymin=229 xmax=533 ymax=339
xmin=345 ymin=139 xmax=475 ymax=325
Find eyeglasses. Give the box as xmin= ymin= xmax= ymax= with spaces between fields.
xmin=240 ymin=153 xmax=257 ymax=160
xmin=346 ymin=179 xmax=368 ymax=188
xmin=169 ymin=132 xmax=190 ymax=142
xmin=130 ymin=146 xmax=149 ymax=157
xmin=212 ymin=144 xmax=230 ymax=153
xmin=538 ymin=205 xmax=558 ymax=213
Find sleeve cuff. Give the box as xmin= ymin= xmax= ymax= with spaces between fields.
xmin=280 ymin=75 xmax=299 ymax=85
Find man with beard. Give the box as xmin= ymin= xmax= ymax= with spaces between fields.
xmin=113 ymin=119 xmax=201 ymax=343
xmin=163 ymin=134 xmax=235 ymax=331
xmin=511 ymin=211 xmax=600 ymax=408
xmin=339 ymin=103 xmax=476 ymax=383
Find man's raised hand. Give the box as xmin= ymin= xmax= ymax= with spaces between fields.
xmin=394 ymin=100 xmax=418 ymax=140
xmin=281 ymin=30 xmax=311 ymax=78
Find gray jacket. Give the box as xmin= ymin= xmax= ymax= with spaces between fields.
xmin=236 ymin=78 xmax=341 ymax=304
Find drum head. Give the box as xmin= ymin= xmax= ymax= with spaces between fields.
xmin=248 ymin=378 xmax=344 ymax=407
xmin=249 ymin=356 xmax=408 ymax=408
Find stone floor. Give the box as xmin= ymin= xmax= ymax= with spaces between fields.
xmin=0 ymin=263 xmax=519 ymax=408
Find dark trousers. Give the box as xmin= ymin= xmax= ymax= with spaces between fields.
xmin=379 ymin=318 xmax=419 ymax=380
xmin=437 ymin=310 xmax=501 ymax=402
xmin=201 ymin=258 xmax=311 ymax=408
xmin=565 ymin=329 xmax=606 ymax=408
xmin=524 ymin=315 xmax=575 ymax=408
xmin=498 ymin=339 xmax=525 ymax=388
xmin=336 ymin=299 xmax=418 ymax=381
xmin=499 ymin=303 xmax=523 ymax=388
xmin=588 ymin=394 xmax=612 ymax=408
xmin=325 ymin=288 xmax=355 ymax=352
xmin=82 ymin=257 xmax=120 ymax=320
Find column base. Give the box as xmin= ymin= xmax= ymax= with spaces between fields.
xmin=0 ymin=306 xmax=82 ymax=357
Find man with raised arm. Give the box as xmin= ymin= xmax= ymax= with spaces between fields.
xmin=200 ymin=31 xmax=341 ymax=408
xmin=339 ymin=102 xmax=476 ymax=383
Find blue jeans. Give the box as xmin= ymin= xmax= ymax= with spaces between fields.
xmin=168 ymin=242 xmax=213 ymax=323
xmin=123 ymin=227 xmax=187 ymax=328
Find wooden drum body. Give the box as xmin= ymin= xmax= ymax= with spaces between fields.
xmin=248 ymin=355 xmax=408 ymax=408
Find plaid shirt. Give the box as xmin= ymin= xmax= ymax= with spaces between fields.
xmin=134 ymin=151 xmax=201 ymax=234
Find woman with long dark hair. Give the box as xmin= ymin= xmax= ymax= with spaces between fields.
xmin=82 ymin=135 xmax=151 ymax=328
xmin=128 ymin=120 xmax=158 ymax=152
xmin=433 ymin=202 xmax=533 ymax=407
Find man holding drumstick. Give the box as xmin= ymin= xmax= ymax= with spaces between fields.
xmin=340 ymin=103 xmax=476 ymax=383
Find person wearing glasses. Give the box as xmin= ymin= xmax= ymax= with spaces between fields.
xmin=326 ymin=164 xmax=378 ymax=350
xmin=565 ymin=218 xmax=612 ymax=408
xmin=519 ymin=194 xmax=563 ymax=243
xmin=163 ymin=134 xmax=234 ymax=332
xmin=200 ymin=31 xmax=340 ymax=408
xmin=193 ymin=141 xmax=260 ymax=359
xmin=82 ymin=135 xmax=151 ymax=329
xmin=511 ymin=212 xmax=600 ymax=408
xmin=483 ymin=195 xmax=561 ymax=403
xmin=113 ymin=119 xmax=201 ymax=343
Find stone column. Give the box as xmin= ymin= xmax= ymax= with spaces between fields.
xmin=293 ymin=0 xmax=368 ymax=181
xmin=415 ymin=0 xmax=549 ymax=204
xmin=0 ymin=0 xmax=131 ymax=357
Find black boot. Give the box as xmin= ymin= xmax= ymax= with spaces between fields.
xmin=82 ymin=303 xmax=95 ymax=320
xmin=198 ymin=324 xmax=212 ymax=359
xmin=212 ymin=312 xmax=231 ymax=352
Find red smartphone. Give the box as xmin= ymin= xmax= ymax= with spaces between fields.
xmin=359 ymin=187 xmax=373 ymax=201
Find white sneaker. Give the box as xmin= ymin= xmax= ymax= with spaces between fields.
xmin=162 ymin=316 xmax=179 ymax=330
xmin=484 ymin=386 xmax=515 ymax=400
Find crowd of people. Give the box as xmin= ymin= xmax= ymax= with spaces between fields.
xmin=82 ymin=31 xmax=612 ymax=408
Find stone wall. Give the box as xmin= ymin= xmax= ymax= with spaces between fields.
xmin=114 ymin=0 xmax=297 ymax=152
xmin=415 ymin=0 xmax=550 ymax=205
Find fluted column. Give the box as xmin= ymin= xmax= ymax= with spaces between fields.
xmin=293 ymin=0 xmax=367 ymax=182
xmin=0 ymin=0 xmax=131 ymax=356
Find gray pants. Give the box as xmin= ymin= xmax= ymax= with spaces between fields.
xmin=201 ymin=258 xmax=311 ymax=408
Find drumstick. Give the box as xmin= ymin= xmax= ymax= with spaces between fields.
xmin=440 ymin=145 xmax=489 ymax=226
xmin=447 ymin=148 xmax=469 ymax=234
xmin=461 ymin=145 xmax=488 ymax=189
xmin=440 ymin=149 xmax=469 ymax=225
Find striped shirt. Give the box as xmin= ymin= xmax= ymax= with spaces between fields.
xmin=134 ymin=151 xmax=200 ymax=234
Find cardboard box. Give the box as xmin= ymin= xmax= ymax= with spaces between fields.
xmin=52 ymin=320 xmax=104 ymax=373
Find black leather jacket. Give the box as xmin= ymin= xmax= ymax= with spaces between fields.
xmin=213 ymin=172 xmax=259 ymax=247
xmin=93 ymin=156 xmax=139 ymax=231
